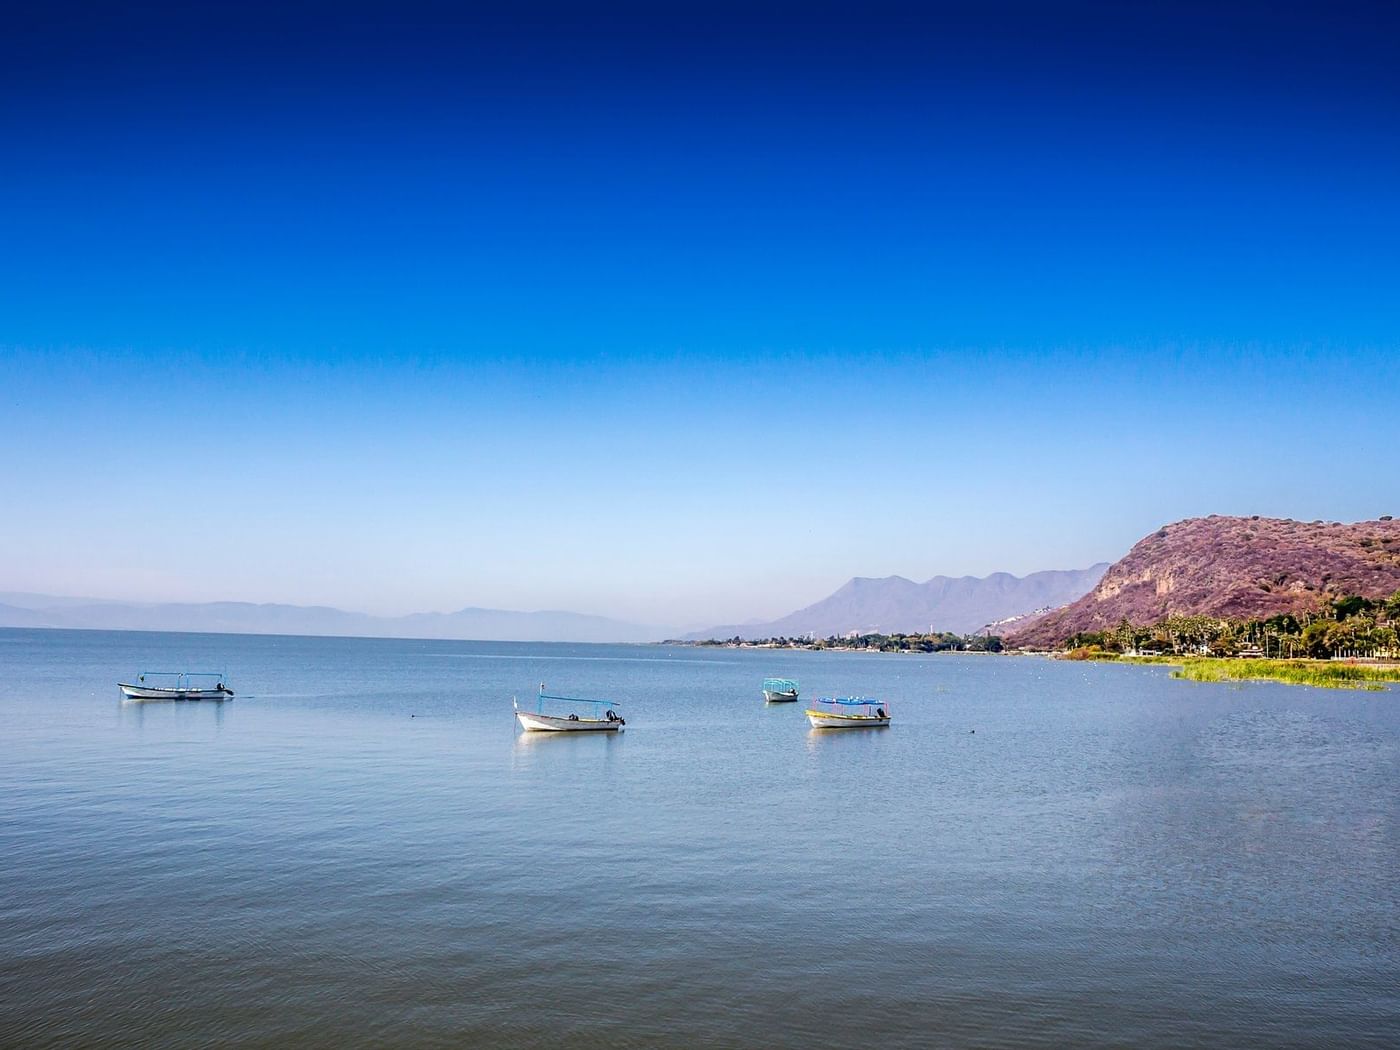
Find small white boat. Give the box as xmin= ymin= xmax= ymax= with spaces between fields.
xmin=762 ymin=677 xmax=799 ymax=702
xmin=805 ymin=696 xmax=890 ymax=728
xmin=514 ymin=689 xmax=625 ymax=732
xmin=118 ymin=671 xmax=234 ymax=701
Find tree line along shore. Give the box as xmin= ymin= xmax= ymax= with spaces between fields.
xmin=1055 ymin=590 xmax=1400 ymax=690
xmin=674 ymin=631 xmax=1005 ymax=653
xmin=1061 ymin=590 xmax=1400 ymax=660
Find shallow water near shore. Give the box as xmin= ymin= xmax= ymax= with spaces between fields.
xmin=3 ymin=628 xmax=1399 ymax=1048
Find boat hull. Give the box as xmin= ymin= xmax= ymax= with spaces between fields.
xmin=805 ymin=710 xmax=890 ymax=729
xmin=764 ymin=689 xmax=799 ymax=703
xmin=515 ymin=710 xmax=623 ymax=732
xmin=119 ymin=684 xmax=232 ymax=701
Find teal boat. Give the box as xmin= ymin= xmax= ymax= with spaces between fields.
xmin=762 ymin=677 xmax=799 ymax=703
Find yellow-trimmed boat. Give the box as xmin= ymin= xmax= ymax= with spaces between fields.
xmin=805 ymin=696 xmax=890 ymax=728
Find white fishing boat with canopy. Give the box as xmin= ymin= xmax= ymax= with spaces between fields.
xmin=514 ymin=687 xmax=626 ymax=732
xmin=805 ymin=696 xmax=890 ymax=728
xmin=762 ymin=677 xmax=799 ymax=702
xmin=118 ymin=671 xmax=234 ymax=701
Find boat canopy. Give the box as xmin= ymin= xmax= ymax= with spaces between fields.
xmin=518 ymin=688 xmax=622 ymax=713
xmin=136 ymin=671 xmax=226 ymax=683
xmin=763 ymin=678 xmax=798 ymax=690
xmin=813 ymin=696 xmax=884 ymax=707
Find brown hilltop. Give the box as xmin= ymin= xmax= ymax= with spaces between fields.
xmin=1007 ymin=515 xmax=1400 ymax=648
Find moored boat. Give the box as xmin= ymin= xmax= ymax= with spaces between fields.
xmin=762 ymin=677 xmax=799 ymax=702
xmin=118 ymin=672 xmax=234 ymax=701
xmin=514 ymin=688 xmax=626 ymax=732
xmin=805 ymin=696 xmax=890 ymax=728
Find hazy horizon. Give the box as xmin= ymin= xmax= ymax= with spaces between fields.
xmin=0 ymin=557 xmax=1117 ymax=634
xmin=3 ymin=3 xmax=1398 ymax=626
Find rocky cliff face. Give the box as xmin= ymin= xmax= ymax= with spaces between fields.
xmin=1007 ymin=515 xmax=1400 ymax=648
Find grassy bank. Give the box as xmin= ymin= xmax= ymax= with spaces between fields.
xmin=1060 ymin=648 xmax=1400 ymax=689
xmin=1167 ymin=658 xmax=1400 ymax=690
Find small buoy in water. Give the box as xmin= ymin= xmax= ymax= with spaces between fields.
xmin=970 ymin=729 xmax=975 ymax=734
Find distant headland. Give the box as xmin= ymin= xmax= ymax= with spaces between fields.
xmin=678 ymin=515 xmax=1400 ymax=690
xmin=1005 ymin=514 xmax=1400 ymax=651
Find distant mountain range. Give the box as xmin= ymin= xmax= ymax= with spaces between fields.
xmin=1007 ymin=515 xmax=1400 ymax=648
xmin=684 ymin=564 xmax=1110 ymax=639
xmin=15 ymin=516 xmax=1394 ymax=649
xmin=0 ymin=592 xmax=654 ymax=643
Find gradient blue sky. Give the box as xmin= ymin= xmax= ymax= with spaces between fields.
xmin=3 ymin=2 xmax=1398 ymax=628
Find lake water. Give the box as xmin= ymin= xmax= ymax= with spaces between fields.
xmin=2 ymin=628 xmax=1398 ymax=1048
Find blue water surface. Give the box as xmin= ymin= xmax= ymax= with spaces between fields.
xmin=2 ymin=629 xmax=1398 ymax=1048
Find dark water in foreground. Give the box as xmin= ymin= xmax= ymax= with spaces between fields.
xmin=2 ymin=628 xmax=1398 ymax=1048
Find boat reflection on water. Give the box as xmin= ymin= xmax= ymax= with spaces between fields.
xmin=118 ymin=692 xmax=230 ymax=733
xmin=511 ymin=711 xmax=624 ymax=777
xmin=512 ymin=724 xmax=626 ymax=748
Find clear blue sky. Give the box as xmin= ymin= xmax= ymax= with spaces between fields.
xmin=2 ymin=2 xmax=1397 ymax=628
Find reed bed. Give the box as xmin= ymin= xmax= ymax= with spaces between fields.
xmin=1168 ymin=658 xmax=1400 ymax=691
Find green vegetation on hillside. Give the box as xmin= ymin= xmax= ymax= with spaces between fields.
xmin=1062 ymin=590 xmax=1400 ymax=660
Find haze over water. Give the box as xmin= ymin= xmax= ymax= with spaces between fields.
xmin=3 ymin=628 xmax=1399 ymax=1048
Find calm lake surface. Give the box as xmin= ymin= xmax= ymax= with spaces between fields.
xmin=3 ymin=628 xmax=1398 ymax=1048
